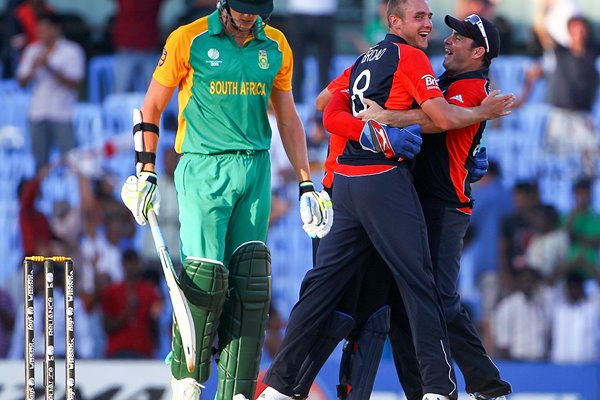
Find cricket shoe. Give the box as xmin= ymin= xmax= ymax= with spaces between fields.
xmin=423 ymin=394 xmax=451 ymax=400
xmin=257 ymin=386 xmax=293 ymax=399
xmin=469 ymin=394 xmax=506 ymax=400
xmin=232 ymin=395 xmax=249 ymax=400
xmin=171 ymin=377 xmax=204 ymax=400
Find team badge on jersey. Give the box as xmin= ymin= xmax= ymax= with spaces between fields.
xmin=208 ymin=48 xmax=220 ymax=60
xmin=158 ymin=48 xmax=167 ymax=67
xmin=258 ymin=50 xmax=269 ymax=70
xmin=206 ymin=48 xmax=223 ymax=67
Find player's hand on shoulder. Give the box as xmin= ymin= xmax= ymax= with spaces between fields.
xmin=481 ymin=90 xmax=515 ymax=119
xmin=121 ymin=171 xmax=161 ymax=225
xmin=299 ymin=181 xmax=333 ymax=239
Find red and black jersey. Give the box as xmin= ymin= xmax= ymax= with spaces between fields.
xmin=412 ymin=69 xmax=490 ymax=213
xmin=335 ymin=34 xmax=443 ymax=170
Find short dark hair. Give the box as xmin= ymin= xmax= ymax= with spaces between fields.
xmin=567 ymin=15 xmax=589 ymax=28
xmin=37 ymin=11 xmax=63 ymax=28
xmin=574 ymin=177 xmax=592 ymax=192
xmin=514 ymin=180 xmax=538 ymax=194
xmin=469 ymin=40 xmax=492 ymax=67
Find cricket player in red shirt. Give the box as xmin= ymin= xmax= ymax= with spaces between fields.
xmin=258 ymin=1 xmax=513 ymax=399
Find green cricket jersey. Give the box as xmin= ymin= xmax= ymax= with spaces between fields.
xmin=153 ymin=10 xmax=294 ymax=154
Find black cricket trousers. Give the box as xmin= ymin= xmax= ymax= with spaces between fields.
xmin=389 ymin=199 xmax=511 ymax=399
xmin=263 ymin=164 xmax=458 ymax=398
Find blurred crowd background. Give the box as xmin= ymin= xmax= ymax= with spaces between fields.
xmin=0 ymin=0 xmax=600 ymax=372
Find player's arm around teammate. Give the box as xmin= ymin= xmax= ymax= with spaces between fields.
xmin=318 ymin=13 xmax=512 ymax=400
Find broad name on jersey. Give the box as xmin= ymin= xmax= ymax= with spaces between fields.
xmin=360 ymin=47 xmax=387 ymax=64
xmin=209 ymin=80 xmax=267 ymax=96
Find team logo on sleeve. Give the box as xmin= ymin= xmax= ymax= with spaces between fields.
xmin=258 ymin=50 xmax=269 ymax=69
xmin=421 ymin=74 xmax=439 ymax=90
xmin=158 ymin=48 xmax=167 ymax=66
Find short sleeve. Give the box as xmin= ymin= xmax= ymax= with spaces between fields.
xmin=272 ymin=32 xmax=293 ymax=91
xmin=396 ymin=47 xmax=443 ymax=105
xmin=153 ymin=27 xmax=191 ymax=88
xmin=327 ymin=67 xmax=352 ymax=93
xmin=59 ymin=43 xmax=85 ymax=82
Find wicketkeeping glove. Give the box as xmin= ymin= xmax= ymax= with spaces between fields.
xmin=470 ymin=147 xmax=489 ymax=183
xmin=121 ymin=171 xmax=161 ymax=225
xmin=359 ymin=120 xmax=422 ymax=160
xmin=299 ymin=181 xmax=333 ymax=239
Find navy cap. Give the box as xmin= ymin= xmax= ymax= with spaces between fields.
xmin=444 ymin=14 xmax=500 ymax=60
xmin=228 ymin=0 xmax=273 ymax=15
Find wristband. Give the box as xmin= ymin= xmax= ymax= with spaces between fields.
xmin=133 ymin=122 xmax=160 ymax=136
xmin=135 ymin=151 xmax=156 ymax=165
xmin=299 ymin=180 xmax=315 ymax=199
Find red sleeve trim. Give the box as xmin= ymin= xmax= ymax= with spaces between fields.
xmin=322 ymin=90 xmax=363 ymax=141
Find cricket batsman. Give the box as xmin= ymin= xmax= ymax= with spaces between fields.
xmin=120 ymin=0 xmax=332 ymax=398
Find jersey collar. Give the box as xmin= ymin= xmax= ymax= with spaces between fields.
xmin=438 ymin=68 xmax=489 ymax=83
xmin=208 ymin=9 xmax=267 ymax=41
xmin=384 ymin=33 xmax=409 ymax=45
xmin=437 ymin=68 xmax=489 ymax=91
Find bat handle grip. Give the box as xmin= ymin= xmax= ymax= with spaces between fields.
xmin=147 ymin=209 xmax=167 ymax=250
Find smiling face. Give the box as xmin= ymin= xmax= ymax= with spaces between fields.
xmin=389 ymin=0 xmax=433 ymax=51
xmin=442 ymin=30 xmax=485 ymax=75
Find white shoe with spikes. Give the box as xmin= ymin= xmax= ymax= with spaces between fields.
xmin=171 ymin=377 xmax=204 ymax=400
xmin=422 ymin=394 xmax=451 ymax=400
xmin=257 ymin=386 xmax=293 ymax=400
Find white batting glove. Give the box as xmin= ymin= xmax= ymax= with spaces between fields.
xmin=121 ymin=171 xmax=161 ymax=225
xmin=299 ymin=181 xmax=333 ymax=239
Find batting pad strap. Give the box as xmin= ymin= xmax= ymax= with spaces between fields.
xmin=133 ymin=122 xmax=160 ymax=136
xmin=135 ymin=151 xmax=156 ymax=166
